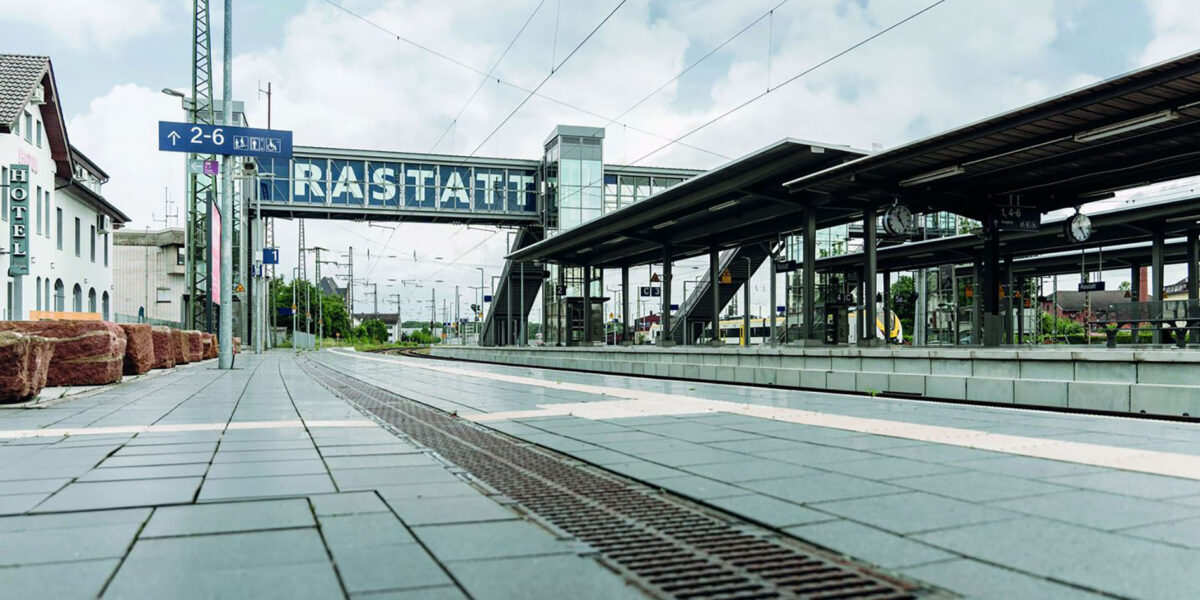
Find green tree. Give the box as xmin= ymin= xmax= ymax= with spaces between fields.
xmin=889 ymin=275 xmax=916 ymax=322
xmin=360 ymin=319 xmax=389 ymax=343
xmin=1118 ymin=281 xmax=1131 ymax=291
xmin=319 ymin=292 xmax=352 ymax=340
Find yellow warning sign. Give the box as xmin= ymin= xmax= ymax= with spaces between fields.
xmin=650 ymin=273 xmax=661 ymax=283
xmin=235 ymin=283 xmax=245 ymax=293
xmin=720 ymin=269 xmax=732 ymax=284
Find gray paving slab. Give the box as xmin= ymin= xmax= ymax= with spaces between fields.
xmin=319 ymin=512 xmax=416 ymax=548
xmin=205 ymin=459 xmax=330 ymax=479
xmin=34 ymin=477 xmax=202 ymax=512
xmin=78 ymin=463 xmax=210 ymax=482
xmin=990 ymin=489 xmax=1200 ymax=531
xmin=349 ymin=586 xmax=468 ymax=600
xmin=1120 ymin=516 xmax=1200 ymax=549
xmin=1048 ymin=470 xmax=1200 ymax=500
xmin=812 ymin=456 xmax=962 ymax=481
xmin=98 ymin=451 xmax=214 ymax=468
xmin=374 ymin=481 xmax=485 ymax=501
xmin=334 ymin=542 xmax=453 ymax=594
xmin=564 ymin=447 xmax=640 ymax=465
xmin=323 ymin=453 xmax=438 ymax=470
xmin=638 ymin=446 xmax=749 ymax=467
xmin=679 ymin=459 xmax=817 ymax=483
xmin=600 ymin=460 xmax=688 ymax=481
xmin=141 ymin=498 xmax=314 ymax=537
xmin=755 ymin=444 xmax=876 ymax=466
xmin=413 ymin=520 xmax=573 ymax=562
xmin=197 ymin=473 xmax=335 ymax=501
xmin=319 ymin=443 xmax=425 ymax=457
xmin=954 ymin=455 xmax=1105 ymax=479
xmin=784 ymin=520 xmax=955 ymax=569
xmin=646 ymin=474 xmax=748 ymax=499
xmin=889 ymin=471 xmax=1070 ymax=502
xmin=811 ymin=491 xmax=1018 ymax=534
xmin=446 ymin=554 xmax=649 ymax=600
xmin=704 ymin=495 xmax=836 ymax=528
xmin=102 ymin=560 xmax=345 ymax=599
xmin=332 ymin=466 xmax=461 ymax=490
xmin=0 ymin=558 xmax=120 ymax=600
xmin=387 ymin=494 xmax=519 ymax=526
xmin=0 ymin=521 xmax=144 ymax=566
xmin=0 ymin=477 xmax=70 ymax=495
xmin=0 ymin=493 xmax=49 ymax=515
xmin=707 ymin=437 xmax=815 ymax=454
xmin=740 ymin=473 xmax=904 ymax=505
xmin=210 ymin=448 xmax=323 ymax=463
xmin=915 ymin=517 xmax=1200 ymax=599
xmin=877 ymin=443 xmax=1006 ymax=463
xmin=113 ymin=442 xmax=217 ymax=456
xmin=308 ymin=491 xmax=390 ymax=516
xmin=902 ymin=558 xmax=1108 ymax=600
xmin=0 ymin=507 xmax=150 ymax=532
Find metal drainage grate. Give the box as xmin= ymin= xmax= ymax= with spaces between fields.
xmin=306 ymin=358 xmax=940 ymax=600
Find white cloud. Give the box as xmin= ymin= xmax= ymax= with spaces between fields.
xmin=1138 ymin=0 xmax=1200 ymax=65
xmin=0 ymin=0 xmax=164 ymax=48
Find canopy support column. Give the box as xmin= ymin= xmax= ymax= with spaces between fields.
xmin=1188 ymin=230 xmax=1199 ymax=300
xmin=1131 ymin=264 xmax=1142 ymax=344
xmin=981 ymin=230 xmax=1002 ymax=346
xmin=802 ymin=208 xmax=818 ymax=344
xmin=743 ymin=255 xmax=752 ymax=346
xmin=582 ymin=265 xmax=592 ymax=345
xmin=621 ymin=266 xmax=631 ymax=345
xmin=861 ymin=207 xmax=880 ymax=347
xmin=662 ymin=246 xmax=675 ymax=347
xmin=1153 ymin=231 xmax=1165 ymax=344
xmin=883 ymin=271 xmax=892 ymax=345
xmin=769 ymin=248 xmax=778 ymax=347
xmin=709 ymin=247 xmax=722 ymax=346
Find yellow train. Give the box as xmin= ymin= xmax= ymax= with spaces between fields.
xmin=696 ymin=309 xmax=902 ymax=345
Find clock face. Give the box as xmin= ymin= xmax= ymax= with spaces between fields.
xmin=883 ymin=205 xmax=913 ymax=236
xmin=1066 ymin=214 xmax=1092 ymax=242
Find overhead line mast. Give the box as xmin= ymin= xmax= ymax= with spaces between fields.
xmin=186 ymin=0 xmax=217 ymax=331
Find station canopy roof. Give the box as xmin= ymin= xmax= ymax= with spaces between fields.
xmin=816 ymin=195 xmax=1200 ymax=274
xmin=509 ymin=139 xmax=867 ymax=268
xmin=784 ymin=50 xmax=1200 ymax=220
xmin=953 ymin=239 xmax=1192 ymax=280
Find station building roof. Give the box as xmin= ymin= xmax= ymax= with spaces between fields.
xmin=784 ymin=50 xmax=1200 ymax=220
xmin=509 ymin=139 xmax=868 ymax=267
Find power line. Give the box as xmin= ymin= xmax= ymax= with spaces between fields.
xmin=466 ymin=0 xmax=628 ymax=158
xmin=623 ymin=0 xmax=950 ymax=169
xmin=428 ymin=0 xmax=548 ymax=153
xmin=321 ymin=0 xmax=727 ymax=160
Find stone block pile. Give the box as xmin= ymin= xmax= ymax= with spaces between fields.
xmin=0 ymin=320 xmax=219 ymax=403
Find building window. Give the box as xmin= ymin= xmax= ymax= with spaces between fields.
xmin=88 ymin=288 xmax=97 ymax=313
xmin=5 ymin=281 xmax=11 ymax=320
xmin=44 ymin=279 xmax=50 ymax=311
xmin=72 ymin=284 xmax=82 ymax=312
xmin=90 ymin=225 xmax=96 ymax=262
xmin=23 ymin=111 xmax=32 ymax=143
xmin=54 ymin=280 xmax=65 ymax=311
xmin=56 ymin=208 xmax=62 ymax=249
xmin=176 ymin=246 xmax=186 ymax=266
xmin=1 ymin=166 xmax=7 ymax=221
xmin=102 ymin=291 xmax=110 ymax=320
xmin=74 ymin=217 xmax=81 ymax=257
xmin=36 ymin=120 xmax=42 ymax=148
xmin=156 ymin=287 xmax=172 ymax=303
xmin=104 ymin=232 xmax=109 ymax=266
xmin=35 ymin=276 xmax=42 ymax=310
xmin=35 ymin=187 xmax=42 ymax=235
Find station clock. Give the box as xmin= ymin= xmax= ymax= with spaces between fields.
xmin=1065 ymin=212 xmax=1092 ymax=243
xmin=881 ymin=205 xmax=914 ymax=237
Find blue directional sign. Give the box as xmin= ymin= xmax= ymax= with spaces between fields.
xmin=158 ymin=121 xmax=293 ymax=159
xmin=484 ymin=295 xmax=493 ymax=303
xmin=262 ymin=248 xmax=279 ymax=265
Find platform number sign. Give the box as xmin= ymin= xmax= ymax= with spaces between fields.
xmin=639 ymin=286 xmax=661 ymax=298
xmin=990 ymin=205 xmax=1040 ymax=232
xmin=7 ymin=165 xmax=29 ymax=276
xmin=555 ymin=284 xmax=567 ymax=296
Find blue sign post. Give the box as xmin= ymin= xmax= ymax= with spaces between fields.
xmin=158 ymin=121 xmax=293 ymax=159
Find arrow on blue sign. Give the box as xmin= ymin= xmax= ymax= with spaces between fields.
xmin=158 ymin=121 xmax=294 ymax=159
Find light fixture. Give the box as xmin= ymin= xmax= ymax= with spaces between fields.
xmin=161 ymin=88 xmax=185 ymax=98
xmin=708 ymin=200 xmax=739 ymax=212
xmin=899 ymin=165 xmax=964 ymax=187
xmin=1073 ymin=109 xmax=1179 ymax=143
xmin=651 ymin=220 xmax=677 ymax=230
xmin=602 ymin=236 xmax=628 ymax=246
xmin=576 ymin=247 xmax=593 ymax=254
xmin=910 ymin=252 xmax=935 ymax=259
xmin=1165 ymin=213 xmax=1200 ymax=223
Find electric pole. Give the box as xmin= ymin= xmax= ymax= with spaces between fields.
xmin=217 ymin=0 xmax=233 ymax=368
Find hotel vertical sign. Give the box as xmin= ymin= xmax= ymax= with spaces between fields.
xmin=7 ymin=164 xmax=29 ymax=276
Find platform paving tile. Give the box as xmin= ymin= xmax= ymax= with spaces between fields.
xmin=1119 ymin=516 xmax=1200 ymax=549
xmin=210 ymin=448 xmax=323 ymax=463
xmin=811 ymin=456 xmax=963 ymax=481
xmin=331 ymin=465 xmax=462 ymax=490
xmin=103 ymin=557 xmax=345 ymax=599
xmin=888 ymin=471 xmax=1071 ymax=502
xmin=98 ymin=451 xmax=214 ymax=468
xmin=34 ymin=477 xmax=203 ymax=512
xmin=706 ymin=436 xmax=815 ymax=454
xmin=1047 ymin=470 xmax=1200 ymax=500
xmin=318 ymin=443 xmax=428 ymax=457
xmin=0 ymin=493 xmax=51 ymax=515
xmin=308 ymin=491 xmax=390 ymax=516
xmin=784 ymin=520 xmax=955 ymax=569
xmin=0 ymin=520 xmax=145 ymax=566
xmin=374 ymin=481 xmax=484 ymax=501
xmin=598 ymin=460 xmax=689 ymax=481
xmin=323 ymin=453 xmax=438 ymax=470
xmin=704 ymin=494 xmax=837 ymax=528
xmin=349 ymin=585 xmax=468 ymax=600
xmin=197 ymin=473 xmax=336 ymax=501
xmin=678 ymin=459 xmax=817 ymax=483
xmin=739 ymin=472 xmax=904 ymax=505
xmin=754 ymin=444 xmax=876 ymax=466
xmin=811 ymin=491 xmax=1020 ymax=534
xmin=901 ymin=559 xmax=1109 ymax=600
xmin=990 ymin=489 xmax=1200 ymax=531
xmin=412 ymin=519 xmax=575 ymax=562
xmin=141 ymin=498 xmax=314 ymax=537
xmin=78 ymin=463 xmax=210 ymax=482
xmin=0 ymin=477 xmax=71 ymax=495
xmin=0 ymin=558 xmax=121 ymax=599
xmin=916 ymin=517 xmax=1200 ymax=599
xmin=205 ymin=458 xmax=330 ymax=479
xmin=638 ymin=446 xmax=750 ymax=467
xmin=646 ymin=474 xmax=750 ymax=500
xmin=385 ymin=495 xmax=519 ymax=526
xmin=953 ymin=455 xmax=1106 ymax=479
xmin=446 ymin=554 xmax=649 ymax=600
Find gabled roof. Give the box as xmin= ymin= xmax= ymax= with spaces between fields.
xmin=0 ymin=54 xmax=72 ymax=177
xmin=1050 ymin=290 xmax=1131 ymax=312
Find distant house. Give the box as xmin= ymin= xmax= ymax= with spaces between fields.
xmin=1164 ymin=277 xmax=1191 ymax=301
xmin=1045 ymin=290 xmax=1132 ymax=324
xmin=318 ymin=277 xmax=347 ymax=303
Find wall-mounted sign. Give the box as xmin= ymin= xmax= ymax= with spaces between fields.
xmin=989 ymin=205 xmax=1040 ymax=232
xmin=484 ymin=294 xmax=493 ymax=303
xmin=640 ymin=286 xmax=661 ymax=297
xmin=7 ymin=164 xmax=29 ymax=276
xmin=262 ymin=248 xmax=279 ymax=265
xmin=1078 ymin=281 xmax=1106 ymax=292
xmin=554 ymin=285 xmax=567 ymax=296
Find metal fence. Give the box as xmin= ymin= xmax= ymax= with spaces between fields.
xmin=114 ymin=313 xmax=184 ymax=330
xmin=1105 ymin=299 xmax=1200 ymax=324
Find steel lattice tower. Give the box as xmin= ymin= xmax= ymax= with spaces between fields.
xmin=185 ymin=0 xmax=217 ymax=330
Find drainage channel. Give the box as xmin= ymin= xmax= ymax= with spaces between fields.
xmin=305 ymin=357 xmax=944 ymax=600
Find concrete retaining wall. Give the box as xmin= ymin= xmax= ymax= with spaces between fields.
xmin=431 ymin=345 xmax=1200 ymax=417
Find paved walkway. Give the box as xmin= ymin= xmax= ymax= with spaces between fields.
xmin=317 ymin=349 xmax=1200 ymax=600
xmin=0 ymin=353 xmax=644 ymax=599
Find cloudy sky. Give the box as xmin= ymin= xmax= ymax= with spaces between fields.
xmin=3 ymin=0 xmax=1196 ymax=320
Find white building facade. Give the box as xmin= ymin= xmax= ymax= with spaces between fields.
xmin=112 ymin=228 xmax=186 ymax=325
xmin=1 ymin=54 xmax=128 ymax=321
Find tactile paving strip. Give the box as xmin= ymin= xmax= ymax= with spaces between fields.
xmin=306 ymin=358 xmax=944 ymax=600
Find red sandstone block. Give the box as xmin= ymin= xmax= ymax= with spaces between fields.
xmin=186 ymin=331 xmax=204 ymax=362
xmin=151 ymin=326 xmax=176 ymax=369
xmin=0 ymin=331 xmax=54 ymax=403
xmin=118 ymin=323 xmax=154 ymax=376
xmin=201 ymin=333 xmax=217 ymax=360
xmin=171 ymin=328 xmax=190 ymax=365
xmin=0 ymin=321 xmax=126 ymax=387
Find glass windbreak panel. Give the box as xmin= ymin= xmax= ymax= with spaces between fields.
xmin=560 ymin=157 xmax=582 ymax=188
xmin=632 ymin=177 xmax=650 ymax=201
xmin=403 ymin=164 xmax=438 ymax=209
xmin=366 ymin=161 xmax=401 ymax=208
xmin=291 ymin=158 xmax=327 ymax=203
xmin=328 ymin=160 xmax=366 ymax=205
xmin=581 ymin=160 xmax=603 ymax=197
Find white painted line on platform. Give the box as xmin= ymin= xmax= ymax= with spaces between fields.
xmin=331 ymin=350 xmax=1200 ymax=481
xmin=0 ymin=419 xmax=377 ymax=440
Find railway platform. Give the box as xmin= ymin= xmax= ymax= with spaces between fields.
xmin=0 ymin=350 xmax=1197 ymax=599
